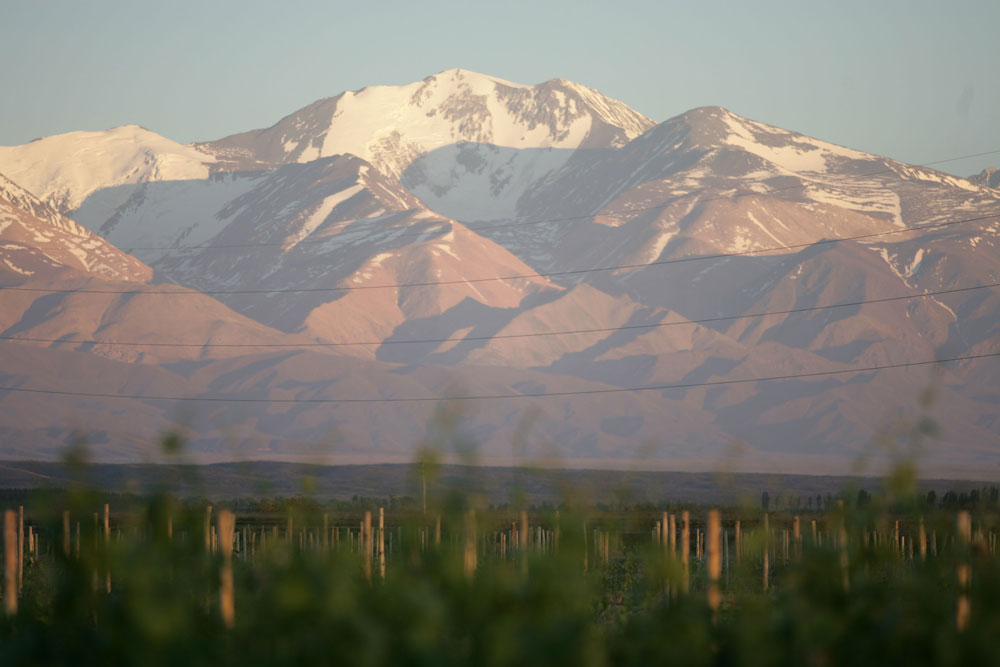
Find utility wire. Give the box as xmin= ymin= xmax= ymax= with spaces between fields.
xmin=117 ymin=146 xmax=1000 ymax=252
xmin=2 ymin=212 xmax=997 ymax=296
xmin=1 ymin=282 xmax=995 ymax=348
xmin=0 ymin=351 xmax=995 ymax=404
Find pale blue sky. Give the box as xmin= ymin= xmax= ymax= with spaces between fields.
xmin=1 ymin=0 xmax=997 ymax=175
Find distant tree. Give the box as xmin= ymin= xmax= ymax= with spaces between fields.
xmin=857 ymin=489 xmax=870 ymax=508
xmin=925 ymin=490 xmax=937 ymax=508
xmin=761 ymin=491 xmax=770 ymax=512
xmin=942 ymin=490 xmax=958 ymax=508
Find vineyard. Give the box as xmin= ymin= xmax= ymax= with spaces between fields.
xmin=0 ymin=478 xmax=998 ymax=667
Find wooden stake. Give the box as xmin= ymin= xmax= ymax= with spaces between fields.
xmin=957 ymin=511 xmax=971 ymax=631
xmin=707 ymin=510 xmax=721 ymax=613
xmin=839 ymin=521 xmax=849 ymax=592
xmin=63 ymin=511 xmax=70 ymax=557
xmin=919 ymin=518 xmax=927 ymax=560
xmin=4 ymin=510 xmax=16 ymax=616
xmin=763 ymin=513 xmax=770 ymax=592
xmin=104 ymin=504 xmax=111 ymax=593
xmin=378 ymin=508 xmax=386 ymax=581
xmin=363 ymin=511 xmax=372 ymax=584
xmin=463 ymin=509 xmax=477 ymax=580
xmin=735 ymin=520 xmax=742 ymax=564
xmin=793 ymin=516 xmax=801 ymax=558
xmin=681 ymin=511 xmax=690 ymax=594
xmin=520 ymin=510 xmax=529 ymax=573
xmin=218 ymin=510 xmax=235 ymax=628
xmin=17 ymin=506 xmax=23 ymax=595
xmin=204 ymin=506 xmax=213 ymax=552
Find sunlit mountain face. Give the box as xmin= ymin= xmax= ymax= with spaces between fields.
xmin=0 ymin=69 xmax=998 ymax=475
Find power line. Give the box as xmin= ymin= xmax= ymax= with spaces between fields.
xmin=116 ymin=146 xmax=1000 ymax=252
xmin=0 ymin=351 xmax=995 ymax=404
xmin=3 ymin=212 xmax=997 ymax=296
xmin=2 ymin=282 xmax=995 ymax=348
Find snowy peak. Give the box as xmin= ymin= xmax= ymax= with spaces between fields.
xmin=0 ymin=124 xmax=215 ymax=214
xmin=198 ymin=69 xmax=655 ymax=177
xmin=970 ymin=167 xmax=1000 ymax=189
xmin=638 ymin=106 xmax=876 ymax=175
xmin=0 ymin=171 xmax=151 ymax=282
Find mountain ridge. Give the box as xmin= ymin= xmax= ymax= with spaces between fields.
xmin=0 ymin=70 xmax=997 ymax=473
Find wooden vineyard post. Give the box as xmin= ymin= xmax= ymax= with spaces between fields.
xmin=662 ymin=511 xmax=669 ymax=554
xmin=793 ymin=516 xmax=801 ymax=559
xmin=204 ymin=506 xmax=213 ymax=552
xmin=435 ymin=515 xmax=441 ymax=547
xmin=4 ymin=511 xmax=16 ymax=616
xmin=104 ymin=503 xmax=111 ymax=593
xmin=218 ymin=510 xmax=235 ymax=628
xmin=723 ymin=528 xmax=729 ymax=587
xmin=762 ymin=513 xmax=770 ymax=592
xmin=363 ymin=511 xmax=372 ymax=584
xmin=919 ymin=518 xmax=927 ymax=560
xmin=520 ymin=510 xmax=529 ymax=574
xmin=17 ymin=506 xmax=23 ymax=595
xmin=669 ymin=514 xmax=677 ymax=556
xmin=463 ymin=509 xmax=477 ymax=580
xmin=378 ymin=508 xmax=386 ymax=581
xmin=707 ymin=510 xmax=721 ymax=614
xmin=63 ymin=511 xmax=71 ymax=557
xmin=681 ymin=511 xmax=690 ymax=594
xmin=839 ymin=520 xmax=849 ymax=592
xmin=735 ymin=520 xmax=741 ymax=564
xmin=957 ymin=511 xmax=972 ymax=631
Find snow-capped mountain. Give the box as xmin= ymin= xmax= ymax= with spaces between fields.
xmin=196 ymin=68 xmax=655 ymax=220
xmin=0 ymin=172 xmax=151 ymax=282
xmin=0 ymin=125 xmax=215 ymax=215
xmin=67 ymin=152 xmax=560 ymax=348
xmin=0 ymin=70 xmax=998 ymax=474
xmin=971 ymin=167 xmax=1000 ymax=189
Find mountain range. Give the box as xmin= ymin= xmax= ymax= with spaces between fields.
xmin=0 ymin=68 xmax=997 ymax=477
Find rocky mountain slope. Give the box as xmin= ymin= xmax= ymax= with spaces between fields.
xmin=971 ymin=167 xmax=1000 ymax=189
xmin=0 ymin=70 xmax=997 ymax=475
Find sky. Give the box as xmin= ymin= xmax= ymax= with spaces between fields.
xmin=1 ymin=0 xmax=998 ymax=175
